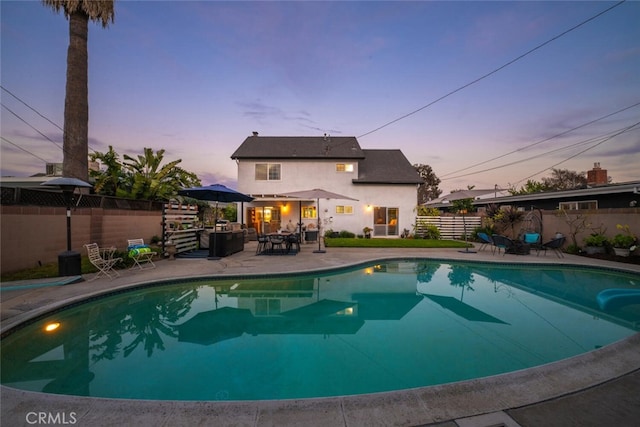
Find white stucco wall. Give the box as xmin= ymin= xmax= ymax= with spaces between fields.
xmin=236 ymin=159 xmax=418 ymax=237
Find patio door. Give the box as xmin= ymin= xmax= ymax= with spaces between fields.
xmin=373 ymin=207 xmax=399 ymax=236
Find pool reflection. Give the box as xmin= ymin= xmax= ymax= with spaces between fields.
xmin=2 ymin=259 xmax=638 ymax=400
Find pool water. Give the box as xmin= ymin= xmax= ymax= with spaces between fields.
xmin=2 ymin=259 xmax=639 ymax=401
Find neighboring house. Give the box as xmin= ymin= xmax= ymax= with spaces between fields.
xmin=426 ymin=188 xmax=511 ymax=208
xmin=231 ymin=133 xmax=422 ymax=237
xmin=427 ymin=181 xmax=640 ymax=211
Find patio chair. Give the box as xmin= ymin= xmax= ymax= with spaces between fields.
xmin=127 ymin=239 xmax=157 ymax=269
xmin=286 ymin=233 xmax=301 ymax=253
xmin=477 ymin=233 xmax=494 ymax=253
xmin=491 ymin=235 xmax=514 ymax=255
xmin=84 ymin=243 xmax=122 ymax=281
xmin=538 ymin=236 xmax=566 ymax=258
xmin=522 ymin=233 xmax=543 ymax=253
xmin=269 ymin=234 xmax=286 ymax=254
xmin=256 ymin=234 xmax=269 ymax=254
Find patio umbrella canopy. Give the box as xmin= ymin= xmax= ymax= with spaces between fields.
xmin=178 ymin=184 xmax=254 ymax=203
xmin=279 ymin=188 xmax=358 ymax=253
xmin=178 ymin=184 xmax=254 ymax=259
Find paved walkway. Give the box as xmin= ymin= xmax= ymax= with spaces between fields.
xmin=2 ymin=243 xmax=639 ymax=426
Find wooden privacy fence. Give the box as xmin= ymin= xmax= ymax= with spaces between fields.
xmin=163 ymin=203 xmax=202 ymax=255
xmin=415 ymin=215 xmax=482 ymax=239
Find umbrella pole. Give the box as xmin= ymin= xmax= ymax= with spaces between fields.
xmin=313 ymin=197 xmax=326 ymax=253
xmin=458 ymin=212 xmax=476 ymax=254
xmin=209 ymin=201 xmax=221 ymax=260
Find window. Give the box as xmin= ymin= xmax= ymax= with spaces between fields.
xmin=335 ymin=205 xmax=353 ymax=214
xmin=559 ymin=200 xmax=598 ymax=210
xmin=255 ymin=299 xmax=281 ymax=315
xmin=335 ymin=163 xmax=354 ymax=172
xmin=255 ymin=163 xmax=281 ymax=181
xmin=302 ymin=206 xmax=317 ymax=219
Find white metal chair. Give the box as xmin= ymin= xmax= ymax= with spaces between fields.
xmin=127 ymin=238 xmax=157 ymax=269
xmin=84 ymin=243 xmax=122 ymax=280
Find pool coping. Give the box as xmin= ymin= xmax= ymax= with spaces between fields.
xmin=2 ymin=248 xmax=640 ymax=426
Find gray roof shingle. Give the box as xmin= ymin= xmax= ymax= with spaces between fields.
xmin=231 ymin=135 xmax=365 ymax=159
xmin=231 ymin=135 xmax=422 ymax=186
xmin=354 ymin=149 xmax=423 ymax=185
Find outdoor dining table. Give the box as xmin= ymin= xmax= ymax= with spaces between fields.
xmin=264 ymin=232 xmax=299 ymax=254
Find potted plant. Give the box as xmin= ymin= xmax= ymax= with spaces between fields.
xmin=611 ymin=224 xmax=637 ymax=257
xmin=363 ymin=226 xmax=372 ymax=239
xmin=583 ymin=230 xmax=608 ymax=255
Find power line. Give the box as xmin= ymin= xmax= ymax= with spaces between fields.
xmin=1 ymin=85 xmax=63 ymax=131
xmin=441 ymin=121 xmax=639 ymax=181
xmin=1 ymin=103 xmax=64 ymax=151
xmin=513 ymin=120 xmax=640 ymax=185
xmin=440 ymin=101 xmax=640 ymax=178
xmin=0 ymin=136 xmax=52 ymax=164
xmin=357 ymin=0 xmax=627 ymax=139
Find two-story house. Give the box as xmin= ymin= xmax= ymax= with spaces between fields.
xmin=231 ymin=133 xmax=422 ymax=237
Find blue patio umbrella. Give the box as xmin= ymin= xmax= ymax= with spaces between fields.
xmin=178 ymin=184 xmax=254 ymax=259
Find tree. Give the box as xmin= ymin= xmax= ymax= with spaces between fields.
xmin=508 ymin=179 xmax=551 ymax=195
xmin=541 ymin=168 xmax=587 ymax=191
xmin=89 ymin=145 xmax=123 ymax=195
xmin=43 ymin=0 xmax=115 ymax=181
xmin=120 ymin=148 xmax=201 ymax=201
xmin=413 ymin=164 xmax=442 ymax=204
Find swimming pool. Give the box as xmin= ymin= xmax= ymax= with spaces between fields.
xmin=2 ymin=259 xmax=638 ymax=401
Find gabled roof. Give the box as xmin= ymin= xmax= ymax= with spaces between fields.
xmin=230 ymin=135 xmax=365 ymax=159
xmin=353 ymin=149 xmax=423 ymax=185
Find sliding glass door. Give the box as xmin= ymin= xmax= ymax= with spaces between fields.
xmin=373 ymin=207 xmax=399 ymax=236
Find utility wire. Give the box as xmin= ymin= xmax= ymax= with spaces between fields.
xmin=440 ymin=101 xmax=640 ymax=178
xmin=513 ymin=120 xmax=640 ymax=184
xmin=1 ymin=85 xmax=64 ymax=131
xmin=0 ymin=136 xmax=51 ymax=163
xmin=1 ymin=103 xmax=63 ymax=151
xmin=441 ymin=121 xmax=639 ymax=181
xmin=357 ymin=0 xmax=626 ymax=139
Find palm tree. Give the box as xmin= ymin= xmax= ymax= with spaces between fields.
xmin=120 ymin=148 xmax=201 ymax=201
xmin=89 ymin=145 xmax=123 ymax=195
xmin=42 ymin=1 xmax=115 ymax=181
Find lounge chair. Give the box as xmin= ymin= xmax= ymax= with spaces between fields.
xmin=538 ymin=236 xmax=566 ymax=258
xmin=84 ymin=243 xmax=122 ymax=280
xmin=127 ymin=238 xmax=157 ymax=269
xmin=522 ymin=232 xmax=543 ymax=254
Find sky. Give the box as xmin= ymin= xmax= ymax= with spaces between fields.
xmin=1 ymin=0 xmax=639 ymax=194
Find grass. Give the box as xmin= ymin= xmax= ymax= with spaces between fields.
xmin=0 ymin=248 xmax=155 ymax=282
xmin=1 ymin=241 xmax=468 ymax=282
xmin=325 ymin=237 xmax=472 ymax=248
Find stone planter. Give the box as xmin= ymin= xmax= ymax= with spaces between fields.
xmin=584 ymin=246 xmax=606 ymax=255
xmin=613 ymin=247 xmax=630 ymax=257
xmin=165 ymin=243 xmax=177 ymax=260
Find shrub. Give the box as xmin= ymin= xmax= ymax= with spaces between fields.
xmin=583 ymin=233 xmax=608 ymax=247
xmin=339 ymin=230 xmax=356 ymax=238
xmin=421 ymin=224 xmax=440 ymax=240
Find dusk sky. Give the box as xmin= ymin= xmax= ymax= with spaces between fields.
xmin=1 ymin=0 xmax=639 ymax=194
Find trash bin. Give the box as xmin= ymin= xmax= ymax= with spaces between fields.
xmin=58 ymin=250 xmax=82 ymax=276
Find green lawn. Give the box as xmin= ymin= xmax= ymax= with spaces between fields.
xmin=325 ymin=238 xmax=472 ymax=248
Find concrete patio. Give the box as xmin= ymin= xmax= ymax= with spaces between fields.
xmin=2 ymin=242 xmax=639 ymax=426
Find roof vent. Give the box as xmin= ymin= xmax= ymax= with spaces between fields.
xmin=252 ymin=131 xmax=259 ymax=137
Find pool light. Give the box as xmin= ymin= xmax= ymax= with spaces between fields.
xmin=44 ymin=322 xmax=60 ymax=332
